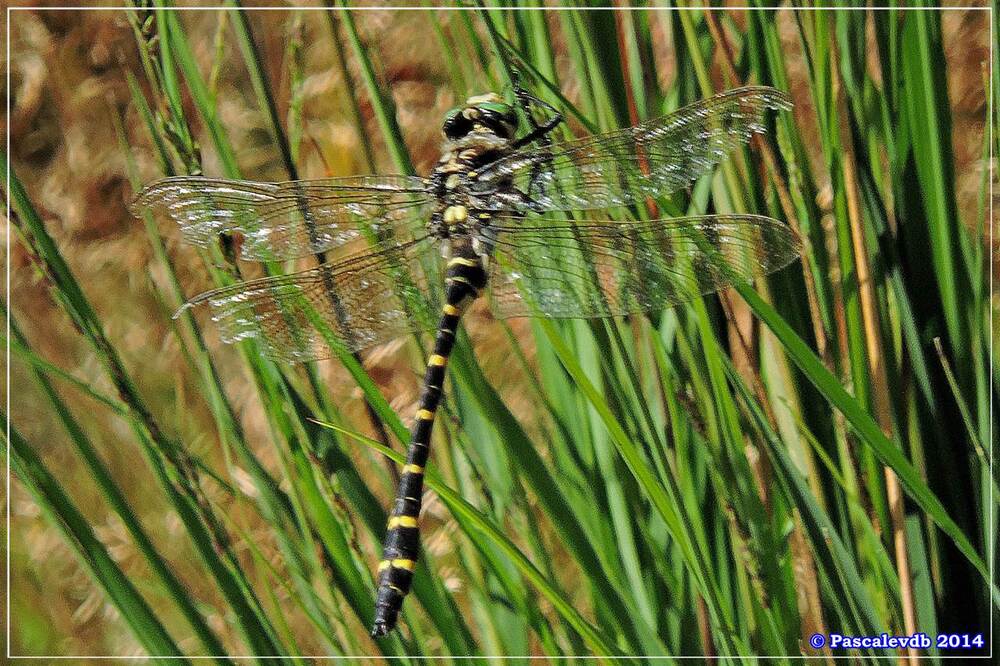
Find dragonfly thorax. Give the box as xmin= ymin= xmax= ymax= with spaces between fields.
xmin=429 ymin=200 xmax=496 ymax=248
xmin=430 ymin=96 xmax=520 ymax=246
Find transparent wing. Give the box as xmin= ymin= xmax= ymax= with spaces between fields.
xmin=131 ymin=175 xmax=433 ymax=260
xmin=472 ymin=87 xmax=791 ymax=212
xmin=486 ymin=214 xmax=801 ymax=319
xmin=183 ymin=237 xmax=444 ymax=362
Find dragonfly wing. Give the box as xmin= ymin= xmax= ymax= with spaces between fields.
xmin=486 ymin=214 xmax=801 ymax=319
xmin=132 ymin=175 xmax=433 ymax=260
xmin=473 ymin=87 xmax=791 ymax=212
xmin=184 ymin=237 xmax=444 ymax=362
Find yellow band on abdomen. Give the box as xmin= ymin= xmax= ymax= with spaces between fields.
xmin=391 ymin=558 xmax=416 ymax=571
xmin=388 ymin=515 xmax=418 ymax=529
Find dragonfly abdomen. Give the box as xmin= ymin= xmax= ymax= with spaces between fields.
xmin=371 ymin=250 xmax=487 ymax=638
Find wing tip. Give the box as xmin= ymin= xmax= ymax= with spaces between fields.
xmin=727 ymin=213 xmax=804 ymax=271
xmin=128 ymin=176 xmax=201 ymax=217
xmin=171 ymin=300 xmax=197 ymax=320
xmin=128 ymin=181 xmax=161 ymax=217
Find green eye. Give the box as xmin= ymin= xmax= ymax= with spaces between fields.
xmin=478 ymin=102 xmax=513 ymax=115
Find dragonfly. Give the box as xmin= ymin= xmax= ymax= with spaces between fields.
xmin=132 ymin=84 xmax=801 ymax=637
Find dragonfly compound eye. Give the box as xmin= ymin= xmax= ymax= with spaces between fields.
xmin=476 ymin=101 xmax=518 ymax=138
xmin=447 ymin=94 xmax=517 ymax=140
xmin=443 ymin=107 xmax=473 ymax=139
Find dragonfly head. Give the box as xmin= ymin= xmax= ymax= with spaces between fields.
xmin=443 ymin=93 xmax=518 ymax=142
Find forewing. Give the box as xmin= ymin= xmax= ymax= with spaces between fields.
xmin=184 ymin=237 xmax=444 ymax=362
xmin=473 ymin=87 xmax=790 ymax=212
xmin=487 ymin=214 xmax=801 ymax=319
xmin=132 ymin=175 xmax=433 ymax=260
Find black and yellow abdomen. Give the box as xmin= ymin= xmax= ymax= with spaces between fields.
xmin=371 ymin=243 xmax=487 ymax=638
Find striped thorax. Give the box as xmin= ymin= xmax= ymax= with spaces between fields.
xmin=427 ymin=93 xmax=518 ymax=256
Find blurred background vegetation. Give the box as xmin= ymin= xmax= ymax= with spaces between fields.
xmin=5 ymin=2 xmax=996 ymax=662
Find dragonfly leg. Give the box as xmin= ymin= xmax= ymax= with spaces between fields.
xmin=510 ymin=79 xmax=563 ymax=204
xmin=510 ymin=77 xmax=563 ymax=151
xmin=371 ymin=251 xmax=487 ymax=638
xmin=510 ymin=107 xmax=563 ymax=151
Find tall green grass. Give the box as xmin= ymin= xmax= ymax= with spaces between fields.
xmin=7 ymin=4 xmax=994 ymax=662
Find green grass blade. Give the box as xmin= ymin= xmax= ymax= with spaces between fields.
xmin=538 ymin=319 xmax=741 ymax=656
xmin=320 ymin=422 xmax=620 ymax=658
xmin=229 ymin=1 xmax=299 ymax=179
xmin=723 ymin=361 xmax=886 ymax=642
xmin=735 ymin=283 xmax=989 ymax=582
xmin=8 ymin=157 xmax=289 ymax=660
xmin=8 ymin=421 xmax=188 ymax=660
xmin=900 ymin=11 xmax=967 ymax=354
xmin=9 ymin=316 xmax=232 ymax=661
xmin=450 ymin=335 xmax=648 ymax=652
xmin=158 ymin=5 xmax=240 ymax=178
xmin=334 ymin=2 xmax=415 ymax=175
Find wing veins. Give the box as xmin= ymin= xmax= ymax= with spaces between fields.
xmin=487 ymin=214 xmax=800 ymax=319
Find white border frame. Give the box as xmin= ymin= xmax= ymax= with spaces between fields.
xmin=5 ymin=3 xmax=994 ymax=661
